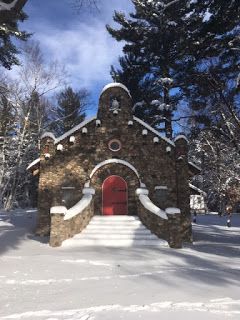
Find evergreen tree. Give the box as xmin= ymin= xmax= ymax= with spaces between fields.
xmin=107 ymin=0 xmax=239 ymax=138
xmin=51 ymin=87 xmax=89 ymax=135
xmin=0 ymin=0 xmax=30 ymax=69
xmin=111 ymin=53 xmax=169 ymax=130
xmin=107 ymin=0 xmax=194 ymax=137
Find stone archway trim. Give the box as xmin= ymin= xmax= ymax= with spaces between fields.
xmin=89 ymin=159 xmax=141 ymax=180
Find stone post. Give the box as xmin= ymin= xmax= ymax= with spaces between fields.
xmin=49 ymin=207 xmax=68 ymax=247
xmin=36 ymin=132 xmax=56 ymax=236
xmin=174 ymin=135 xmax=192 ymax=242
xmin=166 ymin=208 xmax=182 ymax=248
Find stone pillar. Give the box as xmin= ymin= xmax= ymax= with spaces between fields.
xmin=36 ymin=132 xmax=56 ymax=236
xmin=166 ymin=209 xmax=182 ymax=248
xmin=49 ymin=207 xmax=68 ymax=247
xmin=174 ymin=135 xmax=192 ymax=242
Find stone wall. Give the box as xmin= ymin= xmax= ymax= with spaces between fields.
xmin=49 ymin=201 xmax=94 ymax=247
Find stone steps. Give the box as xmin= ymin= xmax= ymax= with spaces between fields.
xmin=62 ymin=216 xmax=168 ymax=247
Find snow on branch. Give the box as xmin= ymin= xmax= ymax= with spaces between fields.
xmin=0 ymin=0 xmax=18 ymax=11
xmin=164 ymin=0 xmax=182 ymax=9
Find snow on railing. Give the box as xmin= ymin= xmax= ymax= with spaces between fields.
xmin=136 ymin=188 xmax=181 ymax=220
xmin=26 ymin=158 xmax=40 ymax=170
xmin=50 ymin=187 xmax=95 ymax=221
xmin=64 ymin=187 xmax=95 ymax=221
xmin=136 ymin=188 xmax=168 ymax=220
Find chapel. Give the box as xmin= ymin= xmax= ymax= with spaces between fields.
xmin=28 ymin=83 xmax=200 ymax=248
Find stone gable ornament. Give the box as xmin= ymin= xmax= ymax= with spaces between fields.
xmin=110 ymin=97 xmax=120 ymax=111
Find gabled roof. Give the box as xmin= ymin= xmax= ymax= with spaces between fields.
xmin=189 ymin=183 xmax=207 ymax=196
xmin=54 ymin=116 xmax=97 ymax=144
xmin=133 ymin=116 xmax=175 ymax=147
xmin=188 ymin=161 xmax=201 ymax=173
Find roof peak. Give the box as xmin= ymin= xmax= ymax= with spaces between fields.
xmin=101 ymin=83 xmax=131 ymax=97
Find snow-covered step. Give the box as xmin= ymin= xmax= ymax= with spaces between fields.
xmin=86 ymin=224 xmax=146 ymax=230
xmin=63 ymin=239 xmax=168 ymax=247
xmin=89 ymin=220 xmax=142 ymax=226
xmin=92 ymin=215 xmax=139 ymax=221
xmin=81 ymin=229 xmax=152 ymax=235
xmin=62 ymin=215 xmax=168 ymax=247
xmin=73 ymin=234 xmax=158 ymax=240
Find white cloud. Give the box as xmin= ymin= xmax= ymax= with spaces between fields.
xmin=7 ymin=0 xmax=134 ymax=110
xmin=36 ymin=20 xmax=123 ymax=90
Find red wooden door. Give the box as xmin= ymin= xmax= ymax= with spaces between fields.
xmin=102 ymin=176 xmax=128 ymax=215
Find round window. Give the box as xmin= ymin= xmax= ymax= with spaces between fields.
xmin=108 ymin=139 xmax=122 ymax=152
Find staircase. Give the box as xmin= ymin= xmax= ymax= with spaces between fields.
xmin=62 ymin=216 xmax=168 ymax=247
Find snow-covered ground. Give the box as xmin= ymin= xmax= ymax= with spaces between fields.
xmin=0 ymin=210 xmax=240 ymax=320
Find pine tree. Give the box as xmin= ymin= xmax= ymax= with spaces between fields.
xmin=0 ymin=0 xmax=30 ymax=69
xmin=51 ymin=87 xmax=89 ymax=135
xmin=107 ymin=0 xmax=240 ymax=138
xmin=107 ymin=0 xmax=195 ymax=137
xmin=111 ymin=53 xmax=168 ymax=129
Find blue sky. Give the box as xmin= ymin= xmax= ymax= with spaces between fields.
xmin=17 ymin=0 xmax=133 ymax=114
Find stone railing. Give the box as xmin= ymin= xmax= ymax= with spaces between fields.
xmin=136 ymin=188 xmax=182 ymax=248
xmin=49 ymin=188 xmax=95 ymax=247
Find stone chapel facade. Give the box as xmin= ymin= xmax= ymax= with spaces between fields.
xmin=29 ymin=83 xmax=198 ymax=248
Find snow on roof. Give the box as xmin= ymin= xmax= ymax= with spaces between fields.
xmin=26 ymin=158 xmax=40 ymax=171
xmin=174 ymin=134 xmax=189 ymax=143
xmin=101 ymin=83 xmax=131 ymax=97
xmin=133 ymin=116 xmax=175 ymax=147
xmin=188 ymin=161 xmax=202 ymax=172
xmin=54 ymin=116 xmax=97 ymax=144
xmin=189 ymin=183 xmax=207 ymax=196
xmin=41 ymin=132 xmax=56 ymax=141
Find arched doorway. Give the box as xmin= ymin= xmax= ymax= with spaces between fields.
xmin=102 ymin=175 xmax=128 ymax=215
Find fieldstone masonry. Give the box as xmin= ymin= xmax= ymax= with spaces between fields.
xmin=35 ymin=83 xmax=193 ymax=248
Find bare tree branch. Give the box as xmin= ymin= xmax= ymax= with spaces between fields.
xmin=71 ymin=0 xmax=100 ymax=12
